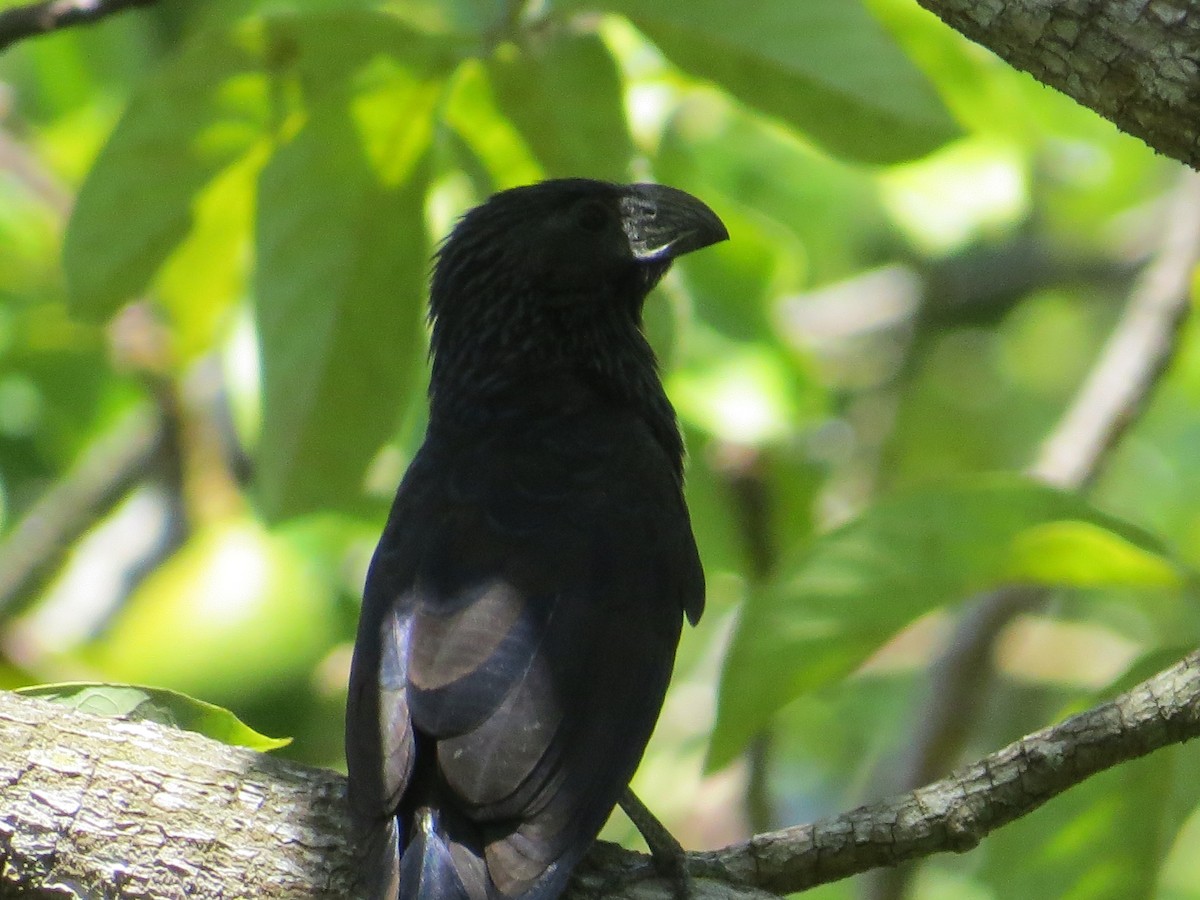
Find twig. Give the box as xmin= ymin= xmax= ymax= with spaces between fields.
xmin=1028 ymin=177 xmax=1200 ymax=489
xmin=0 ymin=128 xmax=72 ymax=215
xmin=0 ymin=404 xmax=164 ymax=621
xmin=5 ymin=646 xmax=1200 ymax=897
xmin=742 ymin=732 xmax=775 ymax=837
xmin=875 ymin=168 xmax=1200 ymax=898
xmin=698 ymin=648 xmax=1200 ymax=894
xmin=0 ymin=0 xmax=158 ymax=53
xmin=722 ymin=448 xmax=781 ymax=833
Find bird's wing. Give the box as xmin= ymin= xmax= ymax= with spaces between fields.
xmin=346 ymin=461 xmax=427 ymax=821
xmin=348 ymin=410 xmax=703 ymax=898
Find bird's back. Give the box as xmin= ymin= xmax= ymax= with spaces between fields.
xmin=346 ymin=390 xmax=703 ymax=900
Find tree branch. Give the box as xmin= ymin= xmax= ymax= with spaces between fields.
xmin=0 ymin=0 xmax=158 ymax=53
xmin=4 ymin=647 xmax=1200 ymax=896
xmin=916 ymin=0 xmax=1200 ymax=168
xmin=681 ymin=648 xmax=1200 ymax=895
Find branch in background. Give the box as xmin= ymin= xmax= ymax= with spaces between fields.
xmin=873 ymin=167 xmax=1200 ymax=898
xmin=0 ymin=404 xmax=165 ymax=622
xmin=916 ymin=0 xmax=1200 ymax=169
xmin=1028 ymin=174 xmax=1200 ymax=489
xmin=0 ymin=0 xmax=158 ymax=52
xmin=6 ymin=647 xmax=1200 ymax=897
xmin=0 ymin=127 xmax=71 ymax=215
xmin=721 ymin=449 xmax=781 ymax=835
xmin=0 ymin=128 xmax=188 ymax=627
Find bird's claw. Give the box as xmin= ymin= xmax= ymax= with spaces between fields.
xmin=618 ymin=790 xmax=693 ymax=900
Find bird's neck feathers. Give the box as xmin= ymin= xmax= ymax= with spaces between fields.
xmin=426 ymin=290 xmax=685 ymax=474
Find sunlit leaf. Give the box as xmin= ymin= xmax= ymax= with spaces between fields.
xmin=566 ymin=0 xmax=959 ymax=163
xmin=1006 ymin=520 xmax=1182 ymax=589
xmin=253 ymin=21 xmax=452 ymax=519
xmin=444 ymin=61 xmax=543 ymax=189
xmin=375 ymin=0 xmax=498 ymax=37
xmin=488 ymin=31 xmax=633 ymax=181
xmin=16 ymin=682 xmax=291 ymax=751
xmin=652 ymin=95 xmax=890 ymax=324
xmin=154 ymin=148 xmax=263 ymax=360
xmin=669 ymin=339 xmax=822 ymax=445
xmin=62 ymin=26 xmax=270 ymax=321
xmin=877 ymin=137 xmax=1029 ymax=255
xmin=249 ymin=14 xmax=463 ymax=521
xmin=708 ymin=476 xmax=1188 ymax=769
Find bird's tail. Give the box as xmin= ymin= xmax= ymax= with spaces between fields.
xmin=398 ymin=807 xmax=485 ymax=900
xmin=355 ymin=815 xmax=401 ymax=900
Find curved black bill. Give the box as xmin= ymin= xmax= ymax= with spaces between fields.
xmin=620 ymin=184 xmax=729 ymax=263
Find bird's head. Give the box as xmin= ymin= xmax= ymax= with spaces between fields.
xmin=430 ymin=179 xmax=726 ymax=341
xmin=427 ymin=179 xmax=727 ymax=422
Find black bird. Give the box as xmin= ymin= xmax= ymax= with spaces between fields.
xmin=345 ymin=178 xmax=728 ymax=900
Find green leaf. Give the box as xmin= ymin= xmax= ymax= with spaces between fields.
xmin=154 ymin=148 xmax=263 ymax=361
xmin=254 ymin=70 xmax=439 ymax=519
xmin=570 ymin=0 xmax=958 ymax=163
xmin=381 ymin=0 xmax=499 ymax=36
xmin=62 ymin=25 xmax=270 ymax=321
xmin=654 ymin=94 xmax=889 ymax=286
xmin=1006 ymin=520 xmax=1182 ymax=588
xmin=444 ymin=60 xmax=544 ymax=188
xmin=16 ymin=682 xmax=291 ymax=751
xmin=257 ymin=10 xmax=464 ymax=100
xmin=708 ymin=476 xmax=1186 ymax=769
xmin=669 ymin=337 xmax=825 ymax=445
xmin=487 ymin=31 xmax=633 ymax=181
xmin=62 ymin=9 xmax=463 ymax=333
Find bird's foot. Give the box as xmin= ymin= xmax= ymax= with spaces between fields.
xmin=618 ymin=789 xmax=692 ymax=900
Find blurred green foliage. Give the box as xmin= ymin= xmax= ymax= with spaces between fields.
xmin=1 ymin=0 xmax=1199 ymax=896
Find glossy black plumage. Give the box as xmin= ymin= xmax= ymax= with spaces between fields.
xmin=345 ymin=179 xmax=728 ymax=900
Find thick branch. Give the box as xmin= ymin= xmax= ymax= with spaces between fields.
xmin=0 ymin=0 xmax=158 ymax=52
xmin=579 ymin=648 xmax=1200 ymax=896
xmin=0 ymin=690 xmax=363 ymax=898
xmin=4 ymin=648 xmax=1200 ymax=897
xmin=917 ymin=0 xmax=1200 ymax=168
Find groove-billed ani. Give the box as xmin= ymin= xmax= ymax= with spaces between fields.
xmin=345 ymin=179 xmax=728 ymax=900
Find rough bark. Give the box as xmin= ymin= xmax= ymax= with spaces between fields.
xmin=917 ymin=0 xmax=1200 ymax=166
xmin=0 ymin=0 xmax=157 ymax=52
xmin=4 ymin=647 xmax=1200 ymax=897
xmin=0 ymin=691 xmax=362 ymax=898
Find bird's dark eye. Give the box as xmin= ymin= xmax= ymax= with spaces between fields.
xmin=574 ymin=200 xmax=609 ymax=233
